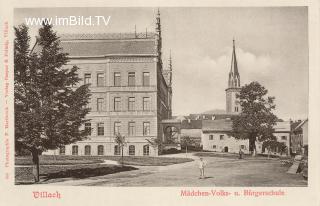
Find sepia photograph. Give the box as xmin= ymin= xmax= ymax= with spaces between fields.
xmin=13 ymin=7 xmax=309 ymax=187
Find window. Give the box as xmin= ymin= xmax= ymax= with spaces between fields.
xmin=97 ymin=73 xmax=104 ymax=87
xmin=128 ymin=72 xmax=135 ymax=86
xmin=114 ymin=97 xmax=121 ymax=111
xmin=84 ymin=73 xmax=91 ymax=85
xmin=97 ymin=123 xmax=104 ymax=136
xmin=143 ymin=72 xmax=150 ymax=86
xmin=85 ymin=123 xmax=91 ymax=135
xmin=72 ymin=145 xmax=78 ymax=155
xmin=209 ymin=135 xmax=213 ymax=140
xmin=212 ymin=145 xmax=217 ymax=149
xmin=143 ymin=97 xmax=151 ymax=111
xmin=143 ymin=122 xmax=150 ymax=136
xmin=59 ymin=146 xmax=65 ymax=155
xmin=128 ymin=97 xmax=135 ymax=111
xmin=281 ymin=136 xmax=287 ymax=140
xmin=220 ymin=135 xmax=224 ymax=140
xmin=97 ymin=145 xmax=104 ymax=155
xmin=235 ymin=107 xmax=238 ymax=112
xmin=114 ymin=145 xmax=120 ymax=155
xmin=84 ymin=145 xmax=91 ymax=155
xmin=240 ymin=145 xmax=245 ymax=149
xmin=128 ymin=122 xmax=135 ymax=136
xmin=143 ymin=145 xmax=149 ymax=156
xmin=114 ymin=122 xmax=121 ymax=135
xmin=97 ymin=98 xmax=103 ymax=111
xmin=114 ymin=72 xmax=121 ymax=86
xmin=129 ymin=145 xmax=135 ymax=156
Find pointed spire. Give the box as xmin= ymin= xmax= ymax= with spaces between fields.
xmin=228 ymin=39 xmax=240 ymax=88
xmin=155 ymin=8 xmax=162 ymax=68
xmin=231 ymin=38 xmax=239 ymax=76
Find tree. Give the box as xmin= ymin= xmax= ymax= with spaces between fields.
xmin=146 ymin=138 xmax=162 ymax=155
xmin=14 ymin=23 xmax=91 ymax=182
xmin=180 ymin=135 xmax=195 ymax=157
xmin=231 ymin=81 xmax=278 ymax=156
xmin=114 ymin=133 xmax=126 ymax=166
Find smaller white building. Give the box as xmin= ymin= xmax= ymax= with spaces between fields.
xmin=201 ymin=120 xmax=291 ymax=155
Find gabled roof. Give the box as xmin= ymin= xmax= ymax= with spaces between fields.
xmin=33 ymin=32 xmax=157 ymax=57
xmin=292 ymin=119 xmax=308 ymax=132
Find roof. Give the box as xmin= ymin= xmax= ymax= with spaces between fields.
xmin=188 ymin=113 xmax=236 ymax=120
xmin=274 ymin=121 xmax=291 ymax=132
xmin=292 ymin=119 xmax=308 ymax=131
xmin=181 ymin=120 xmax=202 ymax=129
xmin=202 ymin=119 xmax=233 ymax=132
xmin=33 ymin=32 xmax=157 ymax=57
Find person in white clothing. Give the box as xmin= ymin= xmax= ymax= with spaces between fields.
xmin=198 ymin=157 xmax=206 ymax=179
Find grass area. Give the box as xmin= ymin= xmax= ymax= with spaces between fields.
xmin=15 ymin=164 xmax=137 ymax=184
xmin=15 ymin=155 xmax=193 ymax=184
xmin=15 ymin=155 xmax=104 ymax=165
xmin=15 ymin=155 xmax=193 ymax=166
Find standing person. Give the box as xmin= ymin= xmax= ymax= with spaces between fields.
xmin=198 ymin=157 xmax=206 ymax=179
xmin=239 ymin=148 xmax=243 ymax=159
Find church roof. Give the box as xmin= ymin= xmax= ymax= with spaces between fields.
xmin=33 ymin=32 xmax=157 ymax=57
xmin=230 ymin=39 xmax=239 ymax=76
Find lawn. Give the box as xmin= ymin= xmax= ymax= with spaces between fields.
xmin=15 ymin=164 xmax=137 ymax=184
xmin=15 ymin=155 xmax=193 ymax=166
xmin=15 ymin=155 xmax=193 ymax=184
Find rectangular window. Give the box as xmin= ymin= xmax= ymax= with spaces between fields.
xmin=143 ymin=97 xmax=151 ymax=111
xmin=97 ymin=123 xmax=104 ymax=136
xmin=84 ymin=73 xmax=91 ymax=85
xmin=85 ymin=123 xmax=91 ymax=135
xmin=143 ymin=122 xmax=150 ymax=136
xmin=143 ymin=72 xmax=150 ymax=86
xmin=128 ymin=72 xmax=135 ymax=86
xmin=209 ymin=135 xmax=213 ymax=140
xmin=84 ymin=98 xmax=91 ymax=109
xmin=114 ymin=122 xmax=121 ymax=135
xmin=114 ymin=97 xmax=121 ymax=111
xmin=212 ymin=145 xmax=217 ymax=149
xmin=241 ymin=145 xmax=245 ymax=149
xmin=97 ymin=98 xmax=103 ymax=111
xmin=220 ymin=135 xmax=224 ymax=140
xmin=281 ymin=136 xmax=287 ymax=140
xmin=128 ymin=122 xmax=135 ymax=136
xmin=128 ymin=97 xmax=135 ymax=111
xmin=114 ymin=72 xmax=121 ymax=86
xmin=97 ymin=73 xmax=104 ymax=87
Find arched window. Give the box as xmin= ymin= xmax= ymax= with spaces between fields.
xmin=114 ymin=145 xmax=120 ymax=155
xmin=72 ymin=145 xmax=78 ymax=155
xmin=59 ymin=146 xmax=65 ymax=155
xmin=85 ymin=145 xmax=91 ymax=155
xmin=129 ymin=145 xmax=135 ymax=156
xmin=98 ymin=145 xmax=104 ymax=155
xmin=143 ymin=145 xmax=149 ymax=156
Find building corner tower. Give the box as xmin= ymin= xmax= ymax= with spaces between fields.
xmin=226 ymin=39 xmax=241 ymax=114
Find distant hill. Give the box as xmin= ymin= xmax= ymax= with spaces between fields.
xmin=201 ymin=109 xmax=226 ymax=114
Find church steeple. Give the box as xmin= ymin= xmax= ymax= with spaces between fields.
xmin=228 ymin=39 xmax=240 ymax=88
xmin=226 ymin=39 xmax=241 ymax=114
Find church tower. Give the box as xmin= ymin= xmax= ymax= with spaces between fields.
xmin=226 ymin=39 xmax=241 ymax=114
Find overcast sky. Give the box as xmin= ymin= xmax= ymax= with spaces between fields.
xmin=14 ymin=7 xmax=308 ymax=120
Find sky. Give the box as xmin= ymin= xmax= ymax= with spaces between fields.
xmin=14 ymin=7 xmax=309 ymax=120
